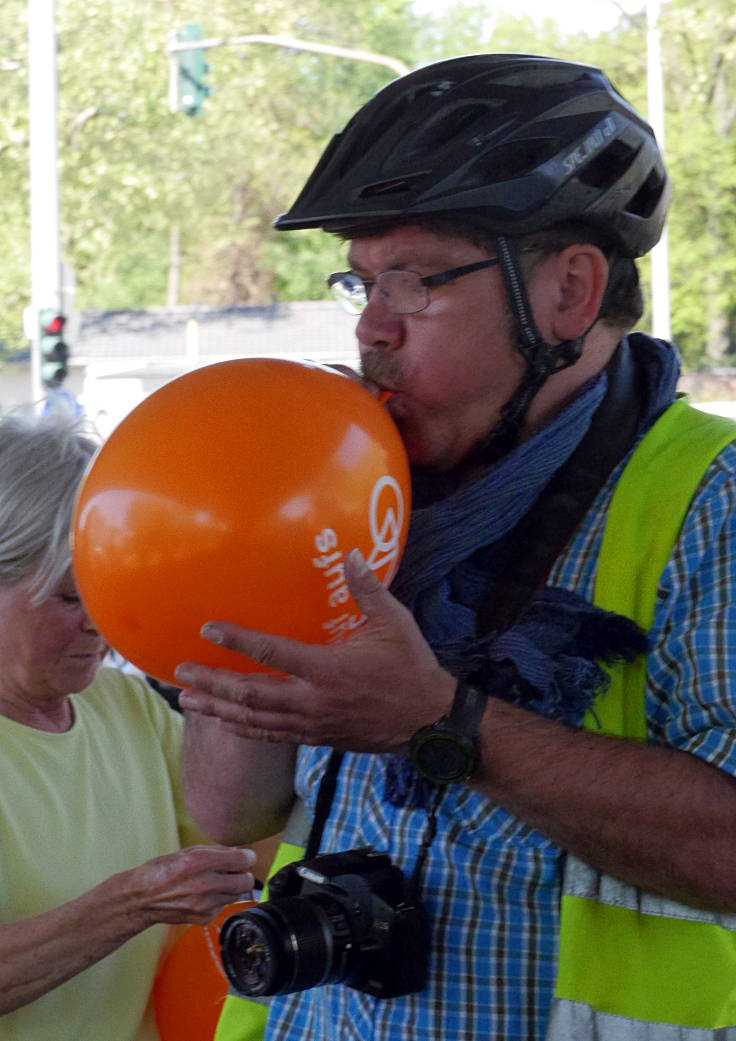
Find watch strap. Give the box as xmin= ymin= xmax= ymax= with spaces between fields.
xmin=448 ymin=680 xmax=487 ymax=740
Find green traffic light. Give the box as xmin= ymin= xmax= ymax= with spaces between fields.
xmin=177 ymin=23 xmax=211 ymax=117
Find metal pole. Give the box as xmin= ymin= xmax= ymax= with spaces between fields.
xmin=646 ymin=0 xmax=671 ymax=340
xmin=168 ymin=29 xmax=181 ymax=114
xmin=28 ymin=0 xmax=62 ymax=404
xmin=166 ymin=33 xmax=410 ymax=107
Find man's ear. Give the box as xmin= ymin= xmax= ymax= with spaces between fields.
xmin=547 ymin=244 xmax=609 ymax=342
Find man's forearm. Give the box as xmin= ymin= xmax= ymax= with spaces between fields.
xmin=182 ymin=710 xmax=296 ymax=844
xmin=472 ymin=697 xmax=736 ymax=911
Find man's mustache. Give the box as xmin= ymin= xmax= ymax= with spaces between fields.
xmin=360 ymin=350 xmax=403 ymax=390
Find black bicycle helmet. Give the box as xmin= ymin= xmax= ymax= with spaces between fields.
xmin=274 ymin=53 xmax=670 ymax=258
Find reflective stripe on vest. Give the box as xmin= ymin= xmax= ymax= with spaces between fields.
xmin=548 ymin=398 xmax=736 ymax=1038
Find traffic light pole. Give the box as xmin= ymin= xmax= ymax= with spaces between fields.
xmin=167 ymin=31 xmax=410 ymax=115
xmin=28 ymin=0 xmax=63 ymax=405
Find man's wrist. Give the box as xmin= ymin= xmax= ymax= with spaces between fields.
xmin=408 ymin=680 xmax=487 ymax=785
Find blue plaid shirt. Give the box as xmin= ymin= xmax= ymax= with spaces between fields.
xmin=265 ymin=442 xmax=736 ymax=1041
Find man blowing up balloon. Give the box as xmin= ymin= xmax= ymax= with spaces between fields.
xmin=176 ymin=54 xmax=736 ymax=1041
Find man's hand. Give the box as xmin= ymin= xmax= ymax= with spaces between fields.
xmin=176 ymin=549 xmax=454 ymax=753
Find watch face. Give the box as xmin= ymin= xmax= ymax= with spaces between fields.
xmin=412 ymin=729 xmax=475 ymax=784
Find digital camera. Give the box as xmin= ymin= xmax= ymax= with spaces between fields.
xmin=219 ymin=847 xmax=429 ymax=999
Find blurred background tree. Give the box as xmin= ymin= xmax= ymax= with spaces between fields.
xmin=0 ymin=0 xmax=734 ymax=368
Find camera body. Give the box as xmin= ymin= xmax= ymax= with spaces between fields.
xmin=220 ymin=847 xmax=429 ymax=1000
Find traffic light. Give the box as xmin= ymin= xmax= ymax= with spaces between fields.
xmin=177 ymin=24 xmax=211 ymax=117
xmin=39 ymin=308 xmax=69 ymax=388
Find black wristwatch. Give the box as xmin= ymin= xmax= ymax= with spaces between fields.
xmin=408 ymin=681 xmax=487 ymax=785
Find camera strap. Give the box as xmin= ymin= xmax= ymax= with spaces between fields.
xmin=406 ymin=785 xmax=445 ymax=902
xmin=306 ymin=746 xmax=445 ymax=904
xmin=304 ymin=750 xmax=344 ymax=860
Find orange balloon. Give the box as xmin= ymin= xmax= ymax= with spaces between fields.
xmin=71 ymin=359 xmax=410 ymax=684
xmin=153 ymin=900 xmax=254 ymax=1041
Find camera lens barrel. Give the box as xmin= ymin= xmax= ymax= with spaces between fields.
xmin=220 ymin=894 xmax=353 ymax=997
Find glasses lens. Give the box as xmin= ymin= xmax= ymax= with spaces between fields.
xmin=328 ymin=273 xmax=367 ymax=315
xmin=376 ymin=271 xmax=428 ymax=315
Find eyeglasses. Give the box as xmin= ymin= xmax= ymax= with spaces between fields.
xmin=327 ymin=257 xmax=505 ymax=316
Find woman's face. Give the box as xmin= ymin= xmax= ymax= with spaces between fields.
xmin=0 ymin=568 xmax=107 ymax=711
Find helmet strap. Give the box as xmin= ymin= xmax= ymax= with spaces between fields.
xmin=472 ymin=236 xmax=584 ymax=464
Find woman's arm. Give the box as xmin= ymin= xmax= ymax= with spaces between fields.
xmin=0 ymin=844 xmax=254 ymax=1015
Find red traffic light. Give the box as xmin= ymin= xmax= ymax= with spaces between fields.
xmin=41 ymin=313 xmax=65 ymax=335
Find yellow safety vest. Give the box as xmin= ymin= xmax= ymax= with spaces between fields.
xmin=549 ymin=397 xmax=736 ymax=1039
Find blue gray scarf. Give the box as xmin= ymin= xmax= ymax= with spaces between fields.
xmin=386 ymin=334 xmax=680 ymax=805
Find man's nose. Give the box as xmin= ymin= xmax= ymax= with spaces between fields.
xmin=355 ymin=291 xmax=404 ymax=350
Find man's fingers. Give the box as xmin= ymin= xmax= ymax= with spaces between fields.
xmin=182 ymin=697 xmax=304 ymax=737
xmin=197 ymin=624 xmax=320 ymax=678
xmin=177 ymin=662 xmax=315 ymax=744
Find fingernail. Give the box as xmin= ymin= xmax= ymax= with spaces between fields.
xmin=241 ymin=847 xmax=256 ymax=866
xmin=174 ymin=665 xmax=194 ymax=684
xmin=347 ymin=547 xmax=370 ymax=576
xmin=201 ymin=624 xmax=223 ymax=644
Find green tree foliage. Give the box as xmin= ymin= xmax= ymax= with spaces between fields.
xmin=0 ymin=1 xmax=33 ymax=350
xmin=1 ymin=0 xmax=735 ymax=366
xmin=656 ymin=0 xmax=736 ymax=366
xmin=0 ymin=0 xmax=419 ymax=350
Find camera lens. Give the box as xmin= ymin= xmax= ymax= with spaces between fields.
xmin=220 ymin=893 xmax=354 ymax=997
xmin=220 ymin=913 xmax=281 ymax=995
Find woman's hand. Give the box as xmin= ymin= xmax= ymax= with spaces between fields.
xmin=123 ymin=844 xmax=256 ymax=927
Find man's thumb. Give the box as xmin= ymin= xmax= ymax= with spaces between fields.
xmin=344 ymin=547 xmax=389 ymax=615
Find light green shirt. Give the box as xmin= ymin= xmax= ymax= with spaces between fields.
xmin=0 ymin=667 xmax=204 ymax=1041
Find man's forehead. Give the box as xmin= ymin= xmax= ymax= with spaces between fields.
xmin=347 ymin=224 xmax=486 ymax=272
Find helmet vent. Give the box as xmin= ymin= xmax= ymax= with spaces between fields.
xmin=576 ymin=138 xmax=639 ymax=190
xmin=358 ymin=176 xmax=418 ymax=199
xmin=412 ymin=78 xmax=456 ymax=100
xmin=404 ymin=102 xmax=505 ymax=160
xmin=335 ymin=98 xmax=411 ymax=179
xmin=625 ymin=166 xmax=667 ymax=218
